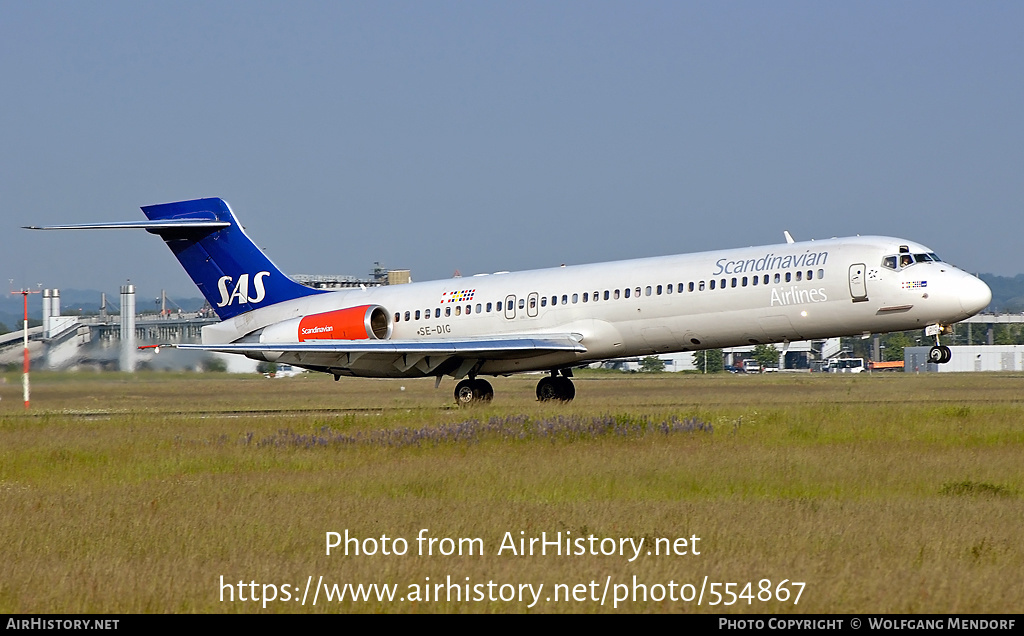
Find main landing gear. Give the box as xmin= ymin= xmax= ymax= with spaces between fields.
xmin=452 ymin=369 xmax=577 ymax=405
xmin=536 ymin=370 xmax=576 ymax=402
xmin=454 ymin=378 xmax=493 ymax=405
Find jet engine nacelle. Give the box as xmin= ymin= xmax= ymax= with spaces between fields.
xmin=260 ymin=304 xmax=392 ymax=343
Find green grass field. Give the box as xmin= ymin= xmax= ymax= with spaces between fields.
xmin=1 ymin=370 xmax=1021 ymax=613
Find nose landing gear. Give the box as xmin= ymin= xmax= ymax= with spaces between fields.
xmin=928 ymin=345 xmax=952 ymax=364
xmin=926 ymin=324 xmax=952 ymax=364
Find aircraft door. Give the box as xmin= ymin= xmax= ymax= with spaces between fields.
xmin=527 ymin=292 xmax=539 ymax=317
xmin=504 ymin=295 xmax=516 ymax=319
xmin=849 ymin=264 xmax=868 ymax=302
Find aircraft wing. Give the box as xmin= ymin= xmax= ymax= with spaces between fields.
xmin=169 ymin=333 xmax=587 ymax=377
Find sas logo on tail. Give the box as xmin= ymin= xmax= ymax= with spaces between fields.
xmin=216 ymin=272 xmax=270 ymax=307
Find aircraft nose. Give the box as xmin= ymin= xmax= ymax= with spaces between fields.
xmin=959 ymin=274 xmax=992 ymax=316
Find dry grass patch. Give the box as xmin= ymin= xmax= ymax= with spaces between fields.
xmin=1 ymin=371 xmax=1022 ymax=612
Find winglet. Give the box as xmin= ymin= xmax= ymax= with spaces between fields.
xmin=783 ymin=230 xmax=795 ymax=244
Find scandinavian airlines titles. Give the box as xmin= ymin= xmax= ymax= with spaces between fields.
xmin=713 ymin=250 xmax=829 ymax=276
xmin=770 ymin=286 xmax=828 ymax=307
xmin=216 ymin=271 xmax=270 ymax=307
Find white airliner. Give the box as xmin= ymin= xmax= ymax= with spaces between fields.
xmin=29 ymin=197 xmax=992 ymax=404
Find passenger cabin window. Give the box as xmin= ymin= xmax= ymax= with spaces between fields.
xmin=541 ymin=297 xmax=547 ymax=307
xmin=519 ymin=298 xmax=525 ymax=309
xmin=817 ymin=269 xmax=824 ymax=279
xmin=583 ymin=292 xmax=589 ymax=302
xmin=710 ymin=280 xmax=716 ymax=290
xmin=404 ymin=311 xmax=411 ymax=321
xmin=624 ymin=288 xmax=631 ymax=298
xmin=486 ymin=303 xmax=492 ymax=312
xmin=699 ymin=281 xmax=706 ymax=291
xmin=455 ymin=306 xmax=461 ymax=316
xmin=635 ymin=287 xmax=641 ymax=297
xmin=572 ymin=293 xmax=578 ymax=303
xmin=752 ymin=276 xmax=758 ymax=286
xmin=614 ymin=289 xmax=620 ymax=299
xmin=394 ymin=312 xmax=401 ymax=323
xmin=604 ymin=290 xmax=610 ymax=300
xmin=795 ymin=271 xmax=802 ymax=282
xmin=415 ymin=310 xmax=421 ymax=320
xmin=465 ymin=305 xmax=471 ymax=315
xmin=445 ymin=307 xmax=451 ymax=317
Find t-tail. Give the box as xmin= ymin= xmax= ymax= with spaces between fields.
xmin=26 ymin=197 xmax=323 ymax=320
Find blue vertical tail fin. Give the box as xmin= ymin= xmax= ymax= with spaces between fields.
xmin=140 ymin=198 xmax=322 ymax=320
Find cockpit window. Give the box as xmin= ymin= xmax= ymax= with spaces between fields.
xmin=887 ymin=252 xmax=942 ymax=269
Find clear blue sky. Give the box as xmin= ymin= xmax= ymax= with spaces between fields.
xmin=3 ymin=1 xmax=1022 ymax=301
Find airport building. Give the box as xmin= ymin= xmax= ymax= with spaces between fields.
xmin=905 ymin=345 xmax=1024 ymax=373
xmin=0 ymin=265 xmax=412 ymax=372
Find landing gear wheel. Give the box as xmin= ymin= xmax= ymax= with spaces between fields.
xmin=536 ymin=377 xmax=559 ymax=401
xmin=929 ymin=345 xmax=952 ymax=364
xmin=474 ymin=379 xmax=494 ymax=402
xmin=536 ymin=376 xmax=576 ymax=402
xmin=554 ymin=376 xmax=575 ymax=402
xmin=454 ymin=378 xmax=494 ymax=405
xmin=455 ymin=379 xmax=477 ymax=405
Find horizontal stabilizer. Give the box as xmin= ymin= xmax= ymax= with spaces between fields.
xmin=24 ymin=219 xmax=230 ymax=231
xmin=26 ymin=198 xmax=323 ymax=320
